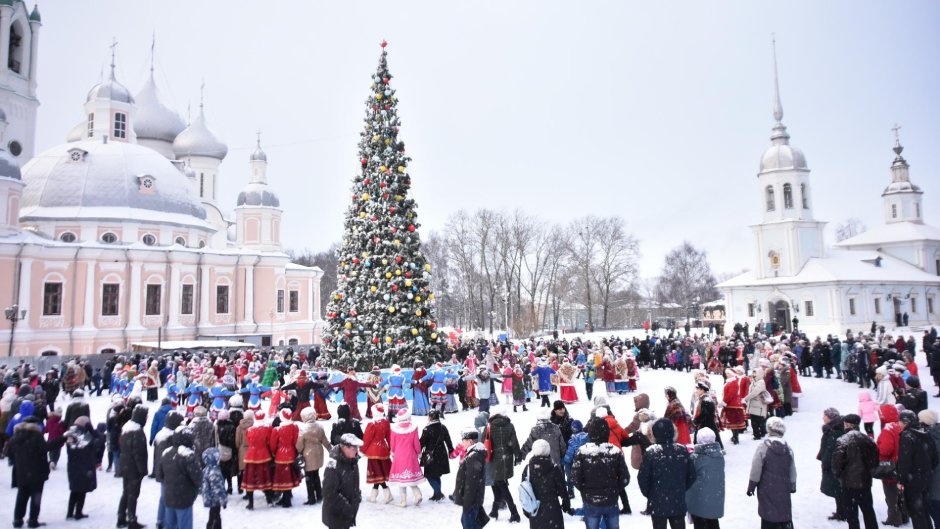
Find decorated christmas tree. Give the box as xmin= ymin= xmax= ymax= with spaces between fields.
xmin=320 ymin=41 xmax=442 ymax=371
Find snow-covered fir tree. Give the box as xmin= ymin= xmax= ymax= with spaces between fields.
xmin=321 ymin=41 xmax=442 ymax=370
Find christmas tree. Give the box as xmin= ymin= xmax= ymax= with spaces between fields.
xmin=320 ymin=41 xmax=442 ymax=371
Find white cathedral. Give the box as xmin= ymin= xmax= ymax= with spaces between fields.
xmin=0 ymin=3 xmax=324 ymax=356
xmin=718 ymin=50 xmax=940 ymax=338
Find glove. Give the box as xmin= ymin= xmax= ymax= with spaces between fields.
xmin=746 ymin=490 xmax=754 ymax=497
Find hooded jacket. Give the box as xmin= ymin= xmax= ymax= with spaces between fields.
xmin=201 ymin=447 xmax=228 ymax=508
xmin=297 ymin=408 xmax=332 ymax=471
xmin=928 ymin=424 xmax=940 ymax=501
xmin=817 ymin=416 xmax=845 ymax=497
xmin=897 ymin=425 xmax=939 ymax=490
xmin=747 ymin=433 xmax=797 ymax=523
xmin=322 ymin=445 xmax=362 ymax=529
xmin=119 ymin=406 xmax=149 ymax=479
xmin=686 ymin=441 xmax=725 ymax=520
xmin=520 ymin=416 xmax=566 ymax=465
xmin=857 ymin=391 xmax=878 ymax=424
xmin=8 ymin=418 xmax=62 ymax=487
xmin=487 ymin=412 xmax=522 ymax=481
xmin=153 ymin=412 xmax=185 ymax=479
xmin=159 ymin=428 xmax=202 ymax=509
xmin=330 ymin=404 xmax=363 ymax=446
xmin=453 ymin=442 xmax=487 ymax=508
xmin=876 ymin=403 xmax=902 ymax=484
xmin=638 ymin=419 xmax=696 ymax=517
xmin=626 ymin=393 xmax=650 ymax=433
xmin=572 ymin=418 xmax=630 ymax=507
xmin=5 ymin=399 xmax=39 ymax=437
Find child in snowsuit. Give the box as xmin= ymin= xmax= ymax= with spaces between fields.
xmin=202 ymin=447 xmax=228 ymax=529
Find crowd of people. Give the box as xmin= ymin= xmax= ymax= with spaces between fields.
xmin=0 ymin=324 xmax=938 ymax=529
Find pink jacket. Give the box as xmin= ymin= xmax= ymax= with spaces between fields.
xmin=858 ymin=391 xmax=878 ymax=424
xmin=388 ymin=420 xmax=424 ymax=485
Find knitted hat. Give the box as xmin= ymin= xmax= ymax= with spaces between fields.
xmin=918 ymin=409 xmax=938 ymax=427
xmin=595 ymin=407 xmax=608 ymax=419
xmin=553 ymin=400 xmax=566 ymax=411
xmin=842 ymin=414 xmax=861 ymax=426
xmin=217 ymin=409 xmax=230 ymax=422
xmin=823 ymin=408 xmax=841 ymax=421
xmin=571 ymin=420 xmax=584 ymax=434
xmin=695 ymin=380 xmax=711 ymax=392
xmin=300 ymin=407 xmax=316 ymax=422
xmin=696 ymin=427 xmax=716 ymax=445
xmin=531 ymin=439 xmax=551 ymax=457
xmin=906 ymin=376 xmax=920 ymax=389
xmin=461 ymin=427 xmax=479 ymax=441
xmin=766 ymin=417 xmax=786 ymax=437
xmin=396 ymin=407 xmax=412 ymax=423
xmin=194 ymin=406 xmax=208 ymax=418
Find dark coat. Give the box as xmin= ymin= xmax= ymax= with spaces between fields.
xmin=685 ymin=442 xmax=725 ymax=520
xmin=747 ymin=437 xmax=797 ymax=523
xmin=488 ymin=413 xmax=522 ymax=481
xmin=525 ymin=455 xmax=569 ymax=529
xmin=118 ymin=407 xmax=149 ymax=480
xmin=897 ymin=426 xmax=939 ymax=490
xmin=8 ymin=420 xmax=61 ymax=488
xmin=453 ymin=443 xmax=487 ymax=508
xmin=419 ymin=420 xmax=454 ymax=477
xmin=817 ymin=418 xmax=844 ymax=497
xmin=549 ymin=410 xmax=574 ymax=445
xmin=831 ymin=429 xmax=878 ymax=490
xmin=572 ymin=442 xmax=630 ymax=507
xmin=159 ymin=429 xmax=202 ymax=509
xmin=64 ymin=399 xmax=91 ymax=429
xmin=692 ymin=396 xmax=720 ymax=442
xmin=330 ymin=405 xmax=364 ymax=446
xmin=215 ymin=418 xmax=238 ymax=472
xmin=65 ymin=423 xmax=99 ymax=493
xmin=189 ymin=416 xmax=216 ymax=463
xmin=521 ymin=419 xmax=567 ymax=466
xmin=322 ymin=446 xmax=362 ymax=529
xmin=152 ymin=412 xmax=185 ymax=479
xmin=638 ymin=420 xmax=696 ymax=517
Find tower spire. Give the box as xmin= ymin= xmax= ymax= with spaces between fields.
xmin=199 ymin=79 xmax=205 ymax=113
xmin=769 ymin=35 xmax=790 ymax=145
xmin=109 ymin=37 xmax=118 ymax=79
xmin=149 ymin=32 xmax=155 ymax=75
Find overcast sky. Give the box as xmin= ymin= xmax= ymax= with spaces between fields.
xmin=33 ymin=1 xmax=940 ymax=278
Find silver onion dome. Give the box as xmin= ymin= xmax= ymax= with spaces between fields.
xmin=135 ymin=75 xmax=186 ymax=143
xmin=173 ymin=108 xmax=228 ymax=160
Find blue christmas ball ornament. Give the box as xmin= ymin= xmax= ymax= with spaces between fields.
xmin=383 ymin=294 xmax=391 ymax=301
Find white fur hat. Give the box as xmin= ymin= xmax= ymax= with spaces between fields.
xmin=595 ymin=407 xmax=608 ymax=419
xmin=696 ymin=427 xmax=716 ymax=445
xmin=531 ymin=439 xmax=551 ymax=457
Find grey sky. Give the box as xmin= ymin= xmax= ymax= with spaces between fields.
xmin=34 ymin=1 xmax=940 ymax=278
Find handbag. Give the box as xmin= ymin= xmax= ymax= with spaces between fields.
xmin=476 ymin=507 xmax=491 ymax=528
xmin=871 ymin=460 xmax=897 ymax=480
xmin=761 ymin=391 xmax=774 ymax=405
xmin=518 ymin=464 xmax=540 ymax=518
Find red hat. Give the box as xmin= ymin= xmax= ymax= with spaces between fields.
xmin=254 ymin=410 xmax=266 ymax=421
xmin=279 ymin=408 xmax=293 ymax=422
xmin=435 ymin=362 xmax=443 ymax=369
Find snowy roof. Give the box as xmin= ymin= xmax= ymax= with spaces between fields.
xmin=835 ymin=221 xmax=940 ymax=248
xmin=717 ymin=249 xmax=940 ymax=288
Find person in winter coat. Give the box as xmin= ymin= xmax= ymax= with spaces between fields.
xmin=7 ymin=416 xmax=66 ymax=528
xmin=897 ymin=410 xmax=939 ymax=529
xmin=420 ymin=409 xmax=455 ymax=502
xmin=117 ymin=405 xmax=149 ymax=529
xmin=330 ymin=403 xmax=364 ymax=446
xmin=917 ymin=409 xmax=940 ymax=529
xmin=361 ymin=402 xmax=392 ymax=503
xmin=64 ymin=416 xmax=99 ymax=520
xmin=234 ymin=412 xmax=254 ymax=494
xmin=242 ymin=411 xmax=273 ymax=510
xmin=591 ymin=407 xmax=632 ymax=514
xmin=322 ymin=434 xmax=364 ymax=529
xmin=572 ymin=417 xmax=630 ymax=529
xmin=64 ymin=389 xmax=91 ymax=428
xmin=45 ymin=407 xmax=65 ymax=469
xmin=832 ymin=414 xmax=879 ymax=529
xmin=561 ymin=420 xmax=586 ymax=499
xmin=744 ymin=369 xmax=769 ymax=440
xmin=297 ymin=406 xmax=332 ymax=505
xmin=692 ymin=380 xmax=722 ymax=449
xmin=747 ymin=417 xmax=797 ymax=529
xmin=388 ymin=408 xmax=425 ymax=507
xmin=150 ymin=399 xmax=173 ymax=445
xmin=453 ymin=428 xmax=487 ymax=529
xmin=876 ymin=403 xmax=904 ymax=526
xmin=153 ymin=411 xmax=185 ymax=528
xmin=524 ymin=438 xmax=570 ymax=529
xmin=214 ymin=409 xmax=238 ymax=494
xmin=202 ymin=447 xmax=228 ymax=529
xmin=189 ymin=407 xmax=216 ymax=467
xmin=663 ymin=386 xmax=692 ymax=445
xmin=158 ymin=426 xmax=202 ymax=529
xmin=857 ymin=391 xmax=878 ymax=438
xmin=686 ymin=427 xmax=724 ymax=529
xmin=271 ymin=408 xmax=302 ymax=507
xmin=817 ymin=407 xmax=846 ymax=521
xmin=520 ymin=408 xmax=567 ymax=466
xmin=638 ymin=418 xmax=696 ymax=529
xmin=486 ymin=406 xmax=523 ymax=522
xmin=549 ymin=400 xmax=574 ymax=446
xmin=899 ymin=376 xmax=928 ymax=414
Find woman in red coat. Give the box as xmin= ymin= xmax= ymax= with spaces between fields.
xmin=876 ymin=404 xmax=904 ymax=526
xmin=720 ymin=369 xmax=747 ymax=444
xmin=271 ymin=408 xmax=302 ymax=507
xmin=663 ymin=386 xmax=692 ymax=445
xmin=242 ymin=411 xmax=274 ymax=510
xmin=362 ymin=403 xmax=393 ymax=503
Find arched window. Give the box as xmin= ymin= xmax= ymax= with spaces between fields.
xmin=8 ymin=20 xmax=25 ymax=74
xmin=174 ymin=236 xmax=186 ymax=247
xmin=783 ymin=183 xmax=793 ymax=209
xmin=59 ymin=232 xmax=76 ymax=243
xmin=765 ymin=186 xmax=775 ymax=212
xmin=800 ymin=183 xmax=809 ymax=209
xmin=101 ymin=232 xmax=118 ymax=244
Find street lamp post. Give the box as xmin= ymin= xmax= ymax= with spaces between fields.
xmin=5 ymin=305 xmax=27 ymax=357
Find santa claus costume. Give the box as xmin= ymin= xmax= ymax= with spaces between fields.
xmin=557 ymin=360 xmax=579 ymax=404
xmin=720 ymin=369 xmax=748 ymax=445
xmin=626 ymin=354 xmax=639 ymax=392
xmin=613 ymin=355 xmax=629 ymax=394
xmin=242 ymin=411 xmax=274 ymax=509
xmin=362 ymin=403 xmax=393 ymax=503
xmin=271 ymin=408 xmax=302 ymax=506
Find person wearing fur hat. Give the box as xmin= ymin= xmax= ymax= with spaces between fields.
xmin=420 ymin=409 xmax=455 ymax=502
xmin=832 ymin=413 xmax=879 ymax=529
xmin=388 ymin=408 xmax=425 ymax=507
xmin=297 ymin=407 xmax=332 ymax=505
xmin=271 ymin=408 xmax=302 ymax=507
xmin=239 ymin=377 xmax=272 ymax=414
xmin=322 ymin=434 xmax=364 ymax=529
xmin=744 ymin=368 xmax=769 ymax=440
xmin=556 ymin=360 xmax=579 ymax=404
xmin=214 ymin=409 xmax=238 ymax=494
xmin=747 ymin=417 xmax=797 ymax=529
xmin=692 ymin=380 xmax=722 ymax=449
xmin=818 ymin=408 xmax=846 ymax=521
xmin=281 ymin=369 xmax=318 ymax=421
xmin=531 ymin=360 xmax=557 ymax=408
xmin=520 ymin=407 xmax=567 ymax=466
xmin=189 ymin=407 xmax=216 ymax=468
xmin=511 ymin=365 xmax=528 ymax=412
xmin=361 ymin=403 xmax=393 ymax=503
xmin=453 ymin=427 xmax=487 ymax=529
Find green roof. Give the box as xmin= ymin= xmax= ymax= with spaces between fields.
xmin=29 ymin=4 xmax=40 ymax=21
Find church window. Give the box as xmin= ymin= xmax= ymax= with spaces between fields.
xmin=848 ymin=298 xmax=856 ymax=316
xmin=800 ymin=184 xmax=808 ymax=209
xmin=874 ymin=298 xmax=881 ymax=315
xmin=765 ymin=186 xmax=775 ymax=211
xmin=180 ymin=285 xmax=194 ymax=315
xmin=101 ymin=283 xmax=120 ymax=316
xmin=59 ymin=232 xmax=76 ymax=243
xmin=915 ymin=203 xmax=920 ymax=218
xmin=783 ymin=184 xmax=793 ymax=209
xmin=289 ymin=290 xmax=299 ymax=312
xmin=8 ymin=21 xmax=23 ymax=74
xmin=911 ymin=297 xmax=918 ymax=314
xmin=198 ymin=240 xmax=206 ymax=249
xmin=145 ymin=284 xmax=161 ymax=316
xmin=87 ymin=114 xmax=94 ymax=138
xmin=142 ymin=234 xmax=156 ymax=246
xmin=7 ymin=141 xmax=21 ymax=157
xmin=175 ymin=237 xmax=186 ymax=247
xmin=43 ymin=282 xmax=62 ymax=316
xmin=891 ymin=204 xmax=897 ymax=219
xmin=216 ymin=285 xmax=229 ymax=314
xmin=200 ymin=174 xmax=205 ymax=197
xmin=747 ymin=303 xmax=755 ymax=318
xmin=101 ymin=232 xmax=118 ymax=244
xmin=114 ymin=113 xmax=127 ymax=139
xmin=804 ymin=300 xmax=814 ymax=317
xmin=928 ymin=297 xmax=935 ymax=314
xmin=276 ymin=289 xmax=285 ymax=313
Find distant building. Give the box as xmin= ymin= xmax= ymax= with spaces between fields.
xmin=0 ymin=8 xmax=323 ymax=356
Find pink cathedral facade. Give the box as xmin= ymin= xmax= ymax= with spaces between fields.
xmin=0 ymin=6 xmax=323 ymax=356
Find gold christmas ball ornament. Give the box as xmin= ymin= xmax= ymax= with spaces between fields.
xmin=385 ymin=336 xmax=393 ymax=344
xmin=416 ymin=309 xmax=422 ymax=316
xmin=395 ymin=269 xmax=402 ymax=276
xmin=344 ymin=322 xmax=352 ymax=329
xmin=382 ymin=259 xmax=388 ymax=265
xmin=376 ymin=93 xmax=383 ymax=100
xmin=361 ymin=193 xmax=370 ymax=201
xmin=411 ymin=328 xmax=418 ymax=336
xmin=405 ymin=279 xmax=412 ymax=287
xmin=370 ymin=286 xmax=377 ymax=293
xmin=431 ymin=333 xmax=438 ymax=340
xmin=415 ymin=296 xmax=421 ymax=302
xmin=428 ymin=293 xmax=435 ymax=301
xmin=388 ymin=306 xmax=396 ymax=313
xmin=397 ymin=166 xmax=405 ymax=173
xmin=424 ymin=264 xmax=432 ymax=271
xmin=385 ymin=272 xmax=392 ymax=279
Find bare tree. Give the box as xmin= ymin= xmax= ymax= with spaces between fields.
xmin=287 ymin=243 xmax=340 ymax=318
xmin=566 ymin=216 xmax=602 ymax=331
xmin=835 ymin=217 xmax=867 ymax=242
xmin=590 ymin=217 xmax=640 ymax=328
xmin=655 ymin=241 xmax=719 ymax=319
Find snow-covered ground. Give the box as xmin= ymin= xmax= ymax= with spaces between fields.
xmin=1 ymin=354 xmax=932 ymax=529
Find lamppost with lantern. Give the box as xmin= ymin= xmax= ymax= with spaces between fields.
xmin=5 ymin=304 xmax=27 ymax=357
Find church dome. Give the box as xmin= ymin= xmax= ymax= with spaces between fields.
xmin=249 ymin=144 xmax=267 ymax=162
xmin=883 ymin=180 xmax=921 ymax=195
xmin=134 ymin=75 xmax=186 ymax=143
xmin=173 ymin=109 xmax=227 ymax=160
xmin=86 ymin=74 xmax=134 ymax=105
xmin=760 ymin=143 xmax=808 ymax=173
xmin=237 ymin=182 xmax=280 ymax=207
xmin=19 ymin=139 xmax=209 ymax=227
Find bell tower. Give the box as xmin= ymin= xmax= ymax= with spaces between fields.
xmin=0 ymin=2 xmax=40 ymax=161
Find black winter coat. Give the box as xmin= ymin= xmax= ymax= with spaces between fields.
xmin=454 ymin=443 xmax=487 ymax=508
xmin=638 ymin=442 xmax=696 ymax=517
xmin=330 ymin=419 xmax=364 ymax=447
xmin=550 ymin=411 xmax=574 ymax=445
xmin=693 ymin=397 xmax=720 ymax=442
xmin=525 ymin=455 xmax=569 ymax=529
xmin=572 ymin=442 xmax=630 ymax=507
xmin=159 ymin=435 xmax=202 ymax=508
xmin=118 ymin=408 xmax=149 ymax=480
xmin=64 ymin=400 xmax=91 ymax=428
xmin=897 ymin=426 xmax=939 ymax=490
xmin=831 ymin=429 xmax=878 ymax=490
xmin=899 ymin=388 xmax=928 ymax=415
xmin=419 ymin=421 xmax=454 ymax=477
xmin=488 ymin=414 xmax=522 ymax=481
xmin=322 ymin=446 xmax=362 ymax=529
xmin=65 ymin=424 xmax=99 ymax=493
xmin=8 ymin=421 xmax=63 ymax=488
xmin=817 ymin=419 xmax=844 ymax=497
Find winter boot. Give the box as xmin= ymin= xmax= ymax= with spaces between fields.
xmin=66 ymin=494 xmax=76 ymax=519
xmin=278 ymin=491 xmax=292 ymax=508
xmin=522 ymin=405 xmax=528 ymax=412
xmin=127 ymin=522 xmax=146 ymax=529
xmin=513 ymin=406 xmax=517 ymax=413
xmin=507 ymin=498 xmax=521 ymax=523
xmin=245 ymin=492 xmax=255 ymax=510
xmin=368 ymin=488 xmax=379 ymax=503
xmin=488 ymin=505 xmax=499 ymax=520
xmin=74 ymin=495 xmax=87 ymax=520
xmin=382 ymin=487 xmax=393 ymax=504
xmin=412 ymin=486 xmax=422 ymax=507
xmin=399 ymin=488 xmax=408 ymax=507
xmin=305 ymin=479 xmax=318 ymax=505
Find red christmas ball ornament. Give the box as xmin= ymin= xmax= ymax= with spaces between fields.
xmin=408 ymin=224 xmax=415 ymax=232
xmin=352 ymin=257 xmax=360 ymax=264
xmin=391 ymin=227 xmax=398 ymax=234
xmin=405 ymin=178 xmax=412 ymax=185
xmin=430 ymin=322 xmax=437 ymax=330
xmin=382 ymin=193 xmax=390 ymax=199
xmin=383 ymin=77 xmax=389 ymax=84
xmin=379 ymin=182 xmax=387 ymax=188
xmin=372 ymin=337 xmax=379 ymax=344
xmin=404 ymin=271 xmax=412 ymax=278
xmin=352 ymin=194 xmax=358 ymax=200
xmin=350 ymin=309 xmax=358 ymax=317
xmin=372 ymin=236 xmax=380 ymax=244
xmin=391 ymin=284 xmax=399 ymax=292
xmin=389 ymin=206 xmax=396 ymax=213
xmin=364 ymin=178 xmax=371 ymax=185
xmin=370 ymin=216 xmax=377 ymax=222
xmin=395 ymin=255 xmax=402 ymax=264
xmin=361 ymin=158 xmax=368 ymax=166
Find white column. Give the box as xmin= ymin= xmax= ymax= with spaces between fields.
xmin=0 ymin=7 xmax=11 ymax=81
xmin=308 ymin=277 xmax=315 ymax=320
xmin=199 ymin=265 xmax=211 ymax=327
xmin=128 ymin=262 xmax=142 ymax=330
xmin=28 ymin=20 xmax=39 ymax=96
xmin=82 ymin=261 xmax=96 ymax=329
xmin=243 ymin=262 xmax=254 ymax=324
xmin=168 ymin=263 xmax=181 ymax=327
xmin=16 ymin=257 xmax=31 ymax=331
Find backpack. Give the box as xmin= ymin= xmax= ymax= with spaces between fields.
xmin=518 ymin=464 xmax=540 ymax=518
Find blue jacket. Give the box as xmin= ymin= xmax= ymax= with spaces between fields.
xmin=150 ymin=403 xmax=172 ymax=445
xmin=563 ymin=431 xmax=589 ymax=469
xmin=6 ymin=400 xmax=41 ymax=436
xmin=201 ymin=448 xmax=228 ymax=508
xmin=208 ymin=386 xmax=235 ymax=410
xmin=532 ymin=365 xmax=556 ymax=393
